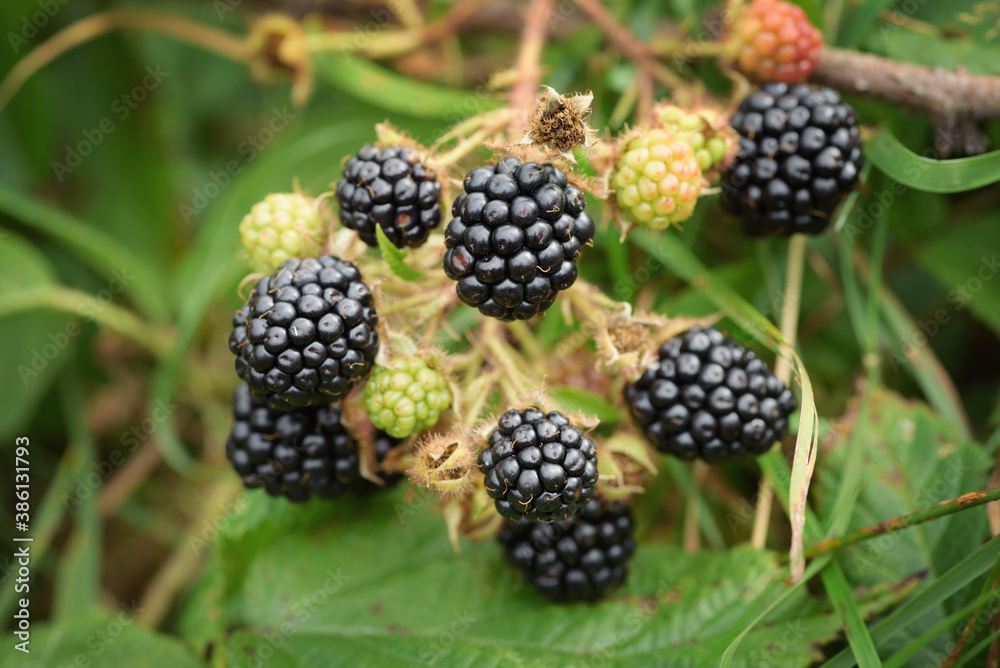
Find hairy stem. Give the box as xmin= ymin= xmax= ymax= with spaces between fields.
xmin=805 ymin=486 xmax=1000 ymax=559
xmin=0 ymin=10 xmax=248 ymax=112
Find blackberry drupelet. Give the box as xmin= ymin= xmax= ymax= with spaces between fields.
xmin=478 ymin=407 xmax=599 ymax=522
xmin=225 ymin=383 xmax=361 ymax=502
xmin=721 ymin=82 xmax=863 ymax=236
xmin=443 ymin=158 xmax=595 ymax=321
xmin=228 ymin=256 xmax=379 ymax=411
xmin=498 ymin=499 xmax=634 ymax=603
xmin=625 ymin=327 xmax=797 ymax=463
xmin=335 ymin=144 xmax=442 ymax=248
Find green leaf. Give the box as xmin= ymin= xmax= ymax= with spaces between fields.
xmin=863 ymin=130 xmax=1000 ymax=193
xmin=313 ymin=53 xmax=503 ymax=119
xmin=197 ymin=490 xmax=903 ymax=667
xmin=375 ymin=225 xmax=423 ymax=282
xmin=17 ymin=607 xmax=204 ymax=668
xmin=550 ymin=385 xmax=621 ymax=423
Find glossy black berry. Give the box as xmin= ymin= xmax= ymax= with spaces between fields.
xmin=336 ymin=144 xmax=442 ymax=248
xmin=228 ymin=256 xmax=379 ymax=411
xmin=721 ymin=83 xmax=863 ymax=236
xmin=498 ymin=499 xmax=634 ymax=603
xmin=478 ymin=407 xmax=598 ymax=522
xmin=225 ymin=384 xmax=361 ymax=502
xmin=444 ymin=159 xmax=594 ymax=321
xmin=625 ymin=327 xmax=797 ymax=463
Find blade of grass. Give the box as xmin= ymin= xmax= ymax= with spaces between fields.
xmin=0 ymin=287 xmax=172 ymax=356
xmin=821 ymin=534 xmax=1000 ymax=668
xmin=863 ymin=129 xmax=1000 ymax=193
xmin=852 ymin=249 xmax=972 ymax=438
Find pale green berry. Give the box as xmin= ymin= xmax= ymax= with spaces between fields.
xmin=239 ymin=193 xmax=324 ymax=273
xmin=364 ymin=358 xmax=451 ymax=438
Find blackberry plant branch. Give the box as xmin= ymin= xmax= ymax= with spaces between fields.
xmin=802 ymin=486 xmax=1000 ymax=560
xmin=811 ymin=46 xmax=1000 ymax=154
xmin=0 ymin=9 xmax=249 ymax=113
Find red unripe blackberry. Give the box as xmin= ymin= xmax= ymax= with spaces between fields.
xmin=625 ymin=327 xmax=797 ymax=463
xmin=498 ymin=499 xmax=634 ymax=603
xmin=721 ymin=83 xmax=863 ymax=236
xmin=731 ymin=0 xmax=823 ymax=84
xmin=478 ymin=407 xmax=599 ymax=522
xmin=335 ymin=145 xmax=442 ymax=248
xmin=444 ymin=159 xmax=595 ymax=321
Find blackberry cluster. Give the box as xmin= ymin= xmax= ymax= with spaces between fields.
xmin=478 ymin=407 xmax=599 ymax=522
xmin=721 ymin=83 xmax=863 ymax=236
xmin=226 ymin=384 xmax=361 ymax=502
xmin=625 ymin=327 xmax=797 ymax=463
xmin=228 ymin=256 xmax=379 ymax=411
xmin=336 ymin=145 xmax=442 ymax=248
xmin=499 ymin=499 xmax=634 ymax=603
xmin=444 ymin=158 xmax=595 ymax=321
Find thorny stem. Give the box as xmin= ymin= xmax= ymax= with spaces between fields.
xmin=435 ymin=112 xmax=513 ymax=168
xmin=0 ymin=10 xmax=248 ymax=112
xmin=803 ymin=486 xmax=1000 ymax=560
xmin=507 ymin=321 xmax=546 ymax=361
xmin=751 ymin=234 xmax=806 ymax=549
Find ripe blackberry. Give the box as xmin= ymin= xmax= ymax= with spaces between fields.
xmin=478 ymin=407 xmax=599 ymax=522
xmin=228 ymin=256 xmax=379 ymax=411
xmin=498 ymin=499 xmax=634 ymax=603
xmin=721 ymin=83 xmax=863 ymax=236
xmin=624 ymin=327 xmax=797 ymax=463
xmin=335 ymin=144 xmax=442 ymax=248
xmin=443 ymin=158 xmax=595 ymax=321
xmin=225 ymin=383 xmax=361 ymax=502
xmin=730 ymin=0 xmax=823 ymax=84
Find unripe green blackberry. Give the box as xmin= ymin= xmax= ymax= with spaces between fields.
xmin=655 ymin=105 xmax=736 ymax=175
xmin=363 ymin=357 xmax=452 ymax=438
xmin=613 ymin=128 xmax=703 ymax=230
xmin=239 ymin=193 xmax=324 ymax=273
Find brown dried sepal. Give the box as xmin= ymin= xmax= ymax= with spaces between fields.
xmin=597 ymin=432 xmax=658 ymax=502
xmin=409 ymin=427 xmax=477 ymax=498
xmin=518 ymin=86 xmax=599 ymax=161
